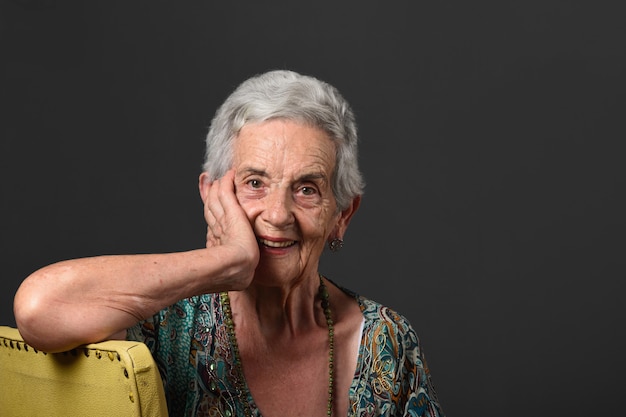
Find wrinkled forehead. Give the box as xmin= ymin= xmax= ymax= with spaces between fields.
xmin=232 ymin=120 xmax=337 ymax=176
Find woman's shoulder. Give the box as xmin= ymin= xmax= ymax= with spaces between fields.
xmin=358 ymin=295 xmax=416 ymax=337
xmin=334 ymin=282 xmax=416 ymax=338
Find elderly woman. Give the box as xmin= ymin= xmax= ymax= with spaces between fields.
xmin=14 ymin=70 xmax=444 ymax=417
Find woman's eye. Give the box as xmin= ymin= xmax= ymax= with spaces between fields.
xmin=301 ymin=186 xmax=317 ymax=196
xmin=247 ymin=179 xmax=262 ymax=188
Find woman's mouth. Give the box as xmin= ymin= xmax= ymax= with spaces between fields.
xmin=258 ymin=238 xmax=297 ymax=248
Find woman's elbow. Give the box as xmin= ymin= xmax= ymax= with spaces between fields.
xmin=14 ymin=280 xmax=49 ymax=349
xmin=13 ymin=271 xmax=76 ymax=352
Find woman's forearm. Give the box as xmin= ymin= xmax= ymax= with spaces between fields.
xmin=14 ymin=246 xmax=255 ymax=352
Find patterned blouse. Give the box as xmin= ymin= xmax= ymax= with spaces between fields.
xmin=127 ymin=283 xmax=445 ymax=417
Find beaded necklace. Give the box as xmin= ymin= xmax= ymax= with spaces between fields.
xmin=220 ymin=274 xmax=335 ymax=416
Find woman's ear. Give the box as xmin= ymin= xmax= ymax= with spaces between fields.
xmin=198 ymin=172 xmax=211 ymax=203
xmin=333 ymin=195 xmax=362 ymax=240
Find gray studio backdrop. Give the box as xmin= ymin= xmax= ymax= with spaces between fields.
xmin=1 ymin=1 xmax=624 ymax=416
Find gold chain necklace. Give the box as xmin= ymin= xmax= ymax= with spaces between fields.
xmin=220 ymin=274 xmax=335 ymax=416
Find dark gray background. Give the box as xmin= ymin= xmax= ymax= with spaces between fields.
xmin=2 ymin=1 xmax=625 ymax=416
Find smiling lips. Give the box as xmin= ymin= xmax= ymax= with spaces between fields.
xmin=258 ymin=238 xmax=297 ymax=248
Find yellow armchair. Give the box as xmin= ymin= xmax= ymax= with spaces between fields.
xmin=0 ymin=325 xmax=168 ymax=417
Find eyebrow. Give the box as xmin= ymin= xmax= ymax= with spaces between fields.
xmin=297 ymin=172 xmax=328 ymax=184
xmin=239 ymin=167 xmax=329 ymax=184
xmin=239 ymin=167 xmax=268 ymax=177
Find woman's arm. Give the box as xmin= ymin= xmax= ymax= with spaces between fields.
xmin=14 ymin=170 xmax=258 ymax=352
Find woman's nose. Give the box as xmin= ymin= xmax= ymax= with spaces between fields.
xmin=262 ymin=189 xmax=294 ymax=228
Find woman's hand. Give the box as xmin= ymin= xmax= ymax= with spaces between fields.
xmin=201 ymin=169 xmax=259 ymax=289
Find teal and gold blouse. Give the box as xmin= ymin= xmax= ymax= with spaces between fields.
xmin=127 ymin=284 xmax=445 ymax=417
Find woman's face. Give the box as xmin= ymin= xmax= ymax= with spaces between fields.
xmin=232 ymin=119 xmax=350 ymax=285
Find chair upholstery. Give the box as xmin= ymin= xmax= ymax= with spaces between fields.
xmin=0 ymin=325 xmax=168 ymax=417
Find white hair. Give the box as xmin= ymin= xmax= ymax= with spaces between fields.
xmin=202 ymin=69 xmax=364 ymax=210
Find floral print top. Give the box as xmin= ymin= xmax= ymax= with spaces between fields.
xmin=127 ymin=284 xmax=445 ymax=417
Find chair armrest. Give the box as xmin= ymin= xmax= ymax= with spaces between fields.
xmin=0 ymin=325 xmax=168 ymax=417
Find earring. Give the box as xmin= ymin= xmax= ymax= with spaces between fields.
xmin=329 ymin=238 xmax=344 ymax=252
